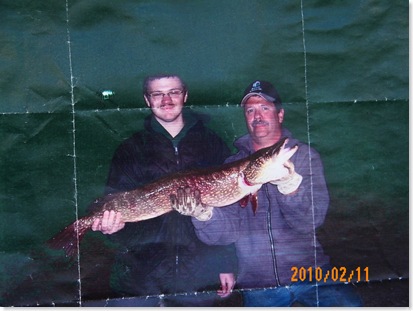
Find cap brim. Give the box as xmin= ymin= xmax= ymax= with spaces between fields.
xmin=240 ymin=93 xmax=276 ymax=106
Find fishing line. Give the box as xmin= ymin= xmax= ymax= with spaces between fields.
xmin=300 ymin=0 xmax=320 ymax=306
xmin=65 ymin=0 xmax=82 ymax=306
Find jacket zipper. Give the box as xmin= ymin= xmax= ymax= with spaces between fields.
xmin=265 ymin=184 xmax=281 ymax=286
xmin=174 ymin=144 xmax=180 ymax=290
xmin=174 ymin=245 xmax=179 ymax=292
xmin=174 ymin=146 xmax=180 ymax=166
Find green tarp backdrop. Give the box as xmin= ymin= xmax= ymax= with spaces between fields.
xmin=0 ymin=0 xmax=408 ymax=307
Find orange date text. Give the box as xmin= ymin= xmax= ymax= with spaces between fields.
xmin=291 ymin=266 xmax=369 ymax=283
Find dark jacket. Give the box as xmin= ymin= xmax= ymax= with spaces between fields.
xmin=105 ymin=111 xmax=237 ymax=297
xmin=193 ymin=129 xmax=330 ymax=289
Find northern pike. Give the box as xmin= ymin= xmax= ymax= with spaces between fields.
xmin=48 ymin=137 xmax=298 ymax=256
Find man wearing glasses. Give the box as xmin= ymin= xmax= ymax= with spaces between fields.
xmin=91 ymin=74 xmax=237 ymax=306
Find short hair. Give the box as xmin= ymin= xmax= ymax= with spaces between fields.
xmin=143 ymin=74 xmax=187 ymax=95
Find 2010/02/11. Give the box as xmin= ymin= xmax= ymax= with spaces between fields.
xmin=291 ymin=266 xmax=369 ymax=283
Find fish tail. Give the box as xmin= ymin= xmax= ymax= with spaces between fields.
xmin=47 ymin=220 xmax=89 ymax=257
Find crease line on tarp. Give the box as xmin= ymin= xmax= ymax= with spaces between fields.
xmin=65 ymin=0 xmax=82 ymax=307
xmin=0 ymin=98 xmax=405 ymax=117
xmin=300 ymin=0 xmax=320 ymax=307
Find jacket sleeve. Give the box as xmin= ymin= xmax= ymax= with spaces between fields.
xmin=104 ymin=142 xmax=143 ymax=195
xmin=202 ymin=242 xmax=238 ymax=275
xmin=204 ymin=129 xmax=231 ymax=166
xmin=191 ymin=151 xmax=246 ymax=245
xmin=192 ymin=201 xmax=242 ymax=245
xmin=273 ymin=145 xmax=330 ymax=234
xmin=100 ymin=141 xmax=151 ymax=246
xmin=201 ymin=131 xmax=238 ymax=273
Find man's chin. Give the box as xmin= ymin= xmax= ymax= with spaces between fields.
xmin=155 ymin=112 xmax=182 ymax=123
xmin=251 ymin=129 xmax=270 ymax=138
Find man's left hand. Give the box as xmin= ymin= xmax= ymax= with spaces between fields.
xmin=217 ymin=273 xmax=236 ymax=298
xmin=270 ymin=160 xmax=303 ymax=194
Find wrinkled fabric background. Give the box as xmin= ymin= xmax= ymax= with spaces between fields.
xmin=0 ymin=0 xmax=408 ymax=307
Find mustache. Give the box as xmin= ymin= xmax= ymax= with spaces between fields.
xmin=252 ymin=120 xmax=269 ymax=127
xmin=160 ymin=103 xmax=175 ymax=108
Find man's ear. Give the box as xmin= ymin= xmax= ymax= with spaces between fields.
xmin=144 ymin=95 xmax=151 ymax=107
xmin=278 ymin=108 xmax=285 ymax=123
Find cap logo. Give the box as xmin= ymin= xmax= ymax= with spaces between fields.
xmin=250 ymin=81 xmax=262 ymax=92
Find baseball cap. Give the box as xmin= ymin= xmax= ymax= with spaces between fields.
xmin=240 ymin=80 xmax=282 ymax=107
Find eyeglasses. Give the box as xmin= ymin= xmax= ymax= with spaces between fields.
xmin=147 ymin=89 xmax=185 ymax=100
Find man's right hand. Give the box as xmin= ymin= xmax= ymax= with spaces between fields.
xmin=91 ymin=210 xmax=125 ymax=234
xmin=170 ymin=187 xmax=213 ymax=221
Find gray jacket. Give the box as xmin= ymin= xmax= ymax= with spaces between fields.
xmin=192 ymin=128 xmax=330 ymax=289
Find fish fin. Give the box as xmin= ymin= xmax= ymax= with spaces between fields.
xmin=251 ymin=193 xmax=258 ymax=215
xmin=47 ymin=221 xmax=89 ymax=257
xmin=239 ymin=194 xmax=250 ymax=208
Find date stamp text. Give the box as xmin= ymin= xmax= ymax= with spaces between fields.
xmin=291 ymin=266 xmax=369 ymax=283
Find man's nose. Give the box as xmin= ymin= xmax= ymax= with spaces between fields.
xmin=161 ymin=93 xmax=173 ymax=102
xmin=254 ymin=110 xmax=262 ymax=120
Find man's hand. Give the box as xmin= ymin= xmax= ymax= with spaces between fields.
xmin=270 ymin=160 xmax=303 ymax=195
xmin=170 ymin=187 xmax=213 ymax=221
xmin=217 ymin=273 xmax=236 ymax=298
xmin=91 ymin=210 xmax=125 ymax=234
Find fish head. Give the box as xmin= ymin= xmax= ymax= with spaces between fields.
xmin=243 ymin=137 xmax=298 ymax=185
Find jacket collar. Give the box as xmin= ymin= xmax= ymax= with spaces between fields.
xmin=144 ymin=109 xmax=203 ymax=147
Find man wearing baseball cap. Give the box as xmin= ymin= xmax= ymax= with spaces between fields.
xmin=177 ymin=80 xmax=363 ymax=307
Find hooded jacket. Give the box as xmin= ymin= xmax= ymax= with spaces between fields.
xmin=105 ymin=111 xmax=237 ymax=297
xmin=192 ymin=129 xmax=330 ymax=289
